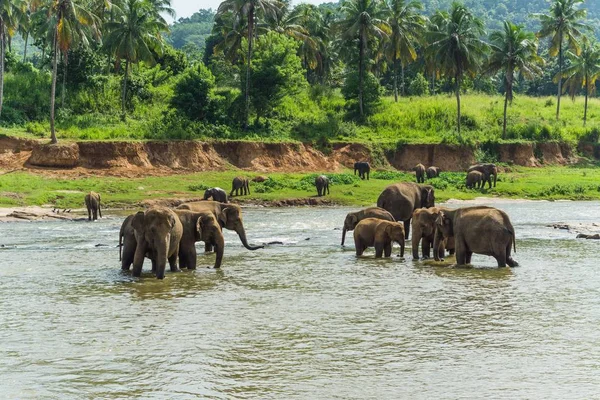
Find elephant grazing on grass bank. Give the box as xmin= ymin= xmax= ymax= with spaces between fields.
xmin=466 ymin=170 xmax=483 ymax=189
xmin=411 ymin=207 xmax=454 ymax=260
xmin=354 ymin=162 xmax=370 ymax=180
xmin=354 ymin=218 xmax=405 ymax=258
xmin=341 ymin=207 xmax=395 ymax=246
xmin=315 ymin=175 xmax=330 ymax=197
xmin=426 ymin=166 xmax=441 ymax=179
xmin=377 ymin=182 xmax=435 ymax=240
xmin=468 ymin=163 xmax=497 ymax=188
xmin=413 ymin=163 xmax=426 ymax=183
xmin=176 ymin=210 xmax=224 ymax=269
xmin=434 ymin=206 xmax=518 ymax=268
xmin=204 ymin=187 xmax=228 ymax=203
xmin=85 ymin=191 xmax=102 ymax=221
xmin=131 ymin=207 xmax=183 ymax=279
xmin=230 ymin=177 xmax=250 ymax=196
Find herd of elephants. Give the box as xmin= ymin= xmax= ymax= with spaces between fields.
xmin=81 ymin=162 xmax=515 ymax=280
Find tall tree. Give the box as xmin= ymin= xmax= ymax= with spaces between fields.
xmin=427 ymin=3 xmax=487 ymax=134
xmin=536 ymin=0 xmax=589 ymax=120
xmin=34 ymin=0 xmax=101 ymax=143
xmin=486 ymin=21 xmax=543 ymax=137
xmin=339 ymin=0 xmax=389 ymax=118
xmin=382 ymin=0 xmax=424 ymax=101
xmin=216 ymin=0 xmax=283 ymax=129
xmin=103 ymin=0 xmax=171 ymax=120
xmin=561 ymin=39 xmax=600 ymax=126
xmin=0 ymin=0 xmax=27 ymax=120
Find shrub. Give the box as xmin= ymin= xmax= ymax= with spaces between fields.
xmin=408 ymin=73 xmax=430 ymax=96
xmin=341 ymin=70 xmax=383 ymax=118
xmin=188 ymin=183 xmax=210 ymax=191
xmin=171 ymin=62 xmax=219 ymax=122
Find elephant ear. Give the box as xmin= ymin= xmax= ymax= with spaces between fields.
xmin=195 ymin=215 xmax=203 ymax=241
xmin=434 ymin=211 xmax=445 ymax=228
xmin=168 ymin=213 xmax=176 ymax=229
xmin=132 ymin=211 xmax=145 ymax=233
xmin=349 ymin=214 xmax=358 ymax=227
xmin=218 ymin=209 xmax=228 ymax=227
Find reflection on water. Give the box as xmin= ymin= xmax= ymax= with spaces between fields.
xmin=2 ymin=201 xmax=600 ymax=398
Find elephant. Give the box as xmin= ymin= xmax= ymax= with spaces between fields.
xmin=413 ymin=163 xmax=426 ymax=183
xmin=175 ymin=209 xmax=224 ymax=269
xmin=353 ymin=218 xmax=405 ymax=258
xmin=411 ymin=207 xmax=455 ymax=260
xmin=376 ymin=182 xmax=435 ymax=240
xmin=354 ymin=162 xmax=370 ymax=180
xmin=466 ymin=170 xmax=483 ymax=189
xmin=426 ymin=166 xmax=441 ymax=179
xmin=341 ymin=207 xmax=395 ymax=246
xmin=85 ymin=191 xmax=102 ymax=221
xmin=315 ymin=175 xmax=330 ymax=197
xmin=119 ymin=214 xmax=137 ymax=271
xmin=177 ymin=201 xmax=263 ymax=251
xmin=204 ymin=187 xmax=228 ymax=203
xmin=131 ymin=207 xmax=184 ymax=279
xmin=468 ymin=163 xmax=498 ymax=188
xmin=433 ymin=206 xmax=518 ymax=268
xmin=230 ymin=177 xmax=250 ymax=196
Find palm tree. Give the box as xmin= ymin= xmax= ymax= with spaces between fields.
xmin=486 ymin=21 xmax=543 ymax=137
xmin=217 ymin=0 xmax=283 ymax=129
xmin=0 ymin=0 xmax=27 ymax=120
xmin=339 ymin=0 xmax=389 ymax=118
xmin=427 ymin=3 xmax=487 ymax=134
xmin=382 ymin=0 xmax=425 ymax=101
xmin=536 ymin=0 xmax=589 ymax=120
xmin=103 ymin=0 xmax=170 ymax=120
xmin=33 ymin=0 xmax=101 ymax=143
xmin=561 ymin=39 xmax=600 ymax=126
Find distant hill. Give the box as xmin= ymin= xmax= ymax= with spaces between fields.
xmin=168 ymin=9 xmax=214 ymax=53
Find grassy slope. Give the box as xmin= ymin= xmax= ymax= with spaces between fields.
xmin=2 ymin=166 xmax=600 ymax=209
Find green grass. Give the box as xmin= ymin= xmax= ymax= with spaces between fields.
xmin=2 ymin=166 xmax=600 ymax=209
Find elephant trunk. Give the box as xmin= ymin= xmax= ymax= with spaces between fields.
xmin=433 ymin=230 xmax=443 ymax=262
xmin=214 ymin=235 xmax=224 ymax=269
xmin=341 ymin=227 xmax=347 ymax=246
xmin=154 ymin=237 xmax=169 ymax=279
xmin=236 ymin=224 xmax=263 ymax=250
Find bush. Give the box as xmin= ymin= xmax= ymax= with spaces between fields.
xmin=408 ymin=73 xmax=430 ymax=96
xmin=188 ymin=183 xmax=210 ymax=191
xmin=171 ymin=62 xmax=219 ymax=122
xmin=341 ymin=70 xmax=383 ymax=118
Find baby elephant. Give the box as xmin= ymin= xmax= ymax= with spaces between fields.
xmin=204 ymin=187 xmax=228 ymax=203
xmin=426 ymin=166 xmax=441 ymax=179
xmin=85 ymin=191 xmax=102 ymax=221
xmin=414 ymin=163 xmax=426 ymax=183
xmin=230 ymin=177 xmax=250 ymax=197
xmin=354 ymin=218 xmax=405 ymax=258
xmin=466 ymin=170 xmax=484 ymax=189
xmin=315 ymin=175 xmax=330 ymax=197
xmin=341 ymin=207 xmax=395 ymax=246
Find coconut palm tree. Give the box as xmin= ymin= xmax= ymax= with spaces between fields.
xmin=33 ymin=0 xmax=101 ymax=143
xmin=536 ymin=0 xmax=589 ymax=120
xmin=426 ymin=3 xmax=487 ymax=134
xmin=339 ymin=0 xmax=389 ymax=118
xmin=382 ymin=0 xmax=425 ymax=101
xmin=561 ymin=39 xmax=600 ymax=126
xmin=103 ymin=0 xmax=170 ymax=120
xmin=0 ymin=0 xmax=27 ymax=120
xmin=216 ymin=0 xmax=284 ymax=129
xmin=486 ymin=21 xmax=543 ymax=137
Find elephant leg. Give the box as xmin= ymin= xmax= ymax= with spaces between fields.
xmin=455 ymin=240 xmax=467 ymax=266
xmin=374 ymin=243 xmax=384 ymax=258
xmin=205 ymin=243 xmax=214 ymax=253
xmin=495 ymin=252 xmax=507 ymax=268
xmin=403 ymin=220 xmax=410 ymax=240
xmin=93 ymin=208 xmax=98 ymax=221
xmin=466 ymin=251 xmax=473 ymax=265
xmin=355 ymin=240 xmax=364 ymax=256
xmin=151 ymin=259 xmax=157 ymax=273
xmin=384 ymin=243 xmax=392 ymax=257
xmin=132 ymin=243 xmax=147 ymax=277
xmin=87 ymin=208 xmax=91 ymax=221
xmin=122 ymin=241 xmax=135 ymax=270
xmin=506 ymin=243 xmax=518 ymax=267
xmin=422 ymin=238 xmax=431 ymax=259
xmin=169 ymin=247 xmax=179 ymax=272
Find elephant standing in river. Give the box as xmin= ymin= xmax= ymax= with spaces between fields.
xmin=377 ymin=182 xmax=435 ymax=240
xmin=177 ymin=201 xmax=263 ymax=252
xmin=204 ymin=187 xmax=228 ymax=203
xmin=175 ymin=209 xmax=224 ymax=269
xmin=230 ymin=177 xmax=250 ymax=196
xmin=354 ymin=218 xmax=405 ymax=258
xmin=426 ymin=166 xmax=441 ymax=179
xmin=434 ymin=206 xmax=518 ymax=268
xmin=131 ymin=207 xmax=183 ymax=279
xmin=414 ymin=164 xmax=426 ymax=183
xmin=85 ymin=191 xmax=102 ymax=221
xmin=341 ymin=207 xmax=395 ymax=246
xmin=119 ymin=214 xmax=138 ymax=271
xmin=315 ymin=175 xmax=330 ymax=197
xmin=468 ymin=163 xmax=497 ymax=188
xmin=354 ymin=162 xmax=370 ymax=180
xmin=411 ymin=207 xmax=454 ymax=260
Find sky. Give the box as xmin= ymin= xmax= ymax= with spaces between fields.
xmin=173 ymin=0 xmax=326 ymax=20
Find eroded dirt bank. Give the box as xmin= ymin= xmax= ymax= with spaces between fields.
xmin=0 ymin=137 xmax=578 ymax=177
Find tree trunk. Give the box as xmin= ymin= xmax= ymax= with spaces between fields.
xmin=358 ymin=34 xmax=365 ymax=118
xmin=23 ymin=32 xmax=28 ymax=62
xmin=503 ymin=88 xmax=508 ymax=138
xmin=455 ymin=74 xmax=461 ymax=135
xmin=50 ymin=30 xmax=59 ymax=144
xmin=0 ymin=26 xmax=4 ymax=120
xmin=556 ymin=37 xmax=562 ymax=120
xmin=244 ymin=7 xmax=254 ymax=130
xmin=401 ymin=63 xmax=405 ymax=96
xmin=121 ymin=59 xmax=129 ymax=121
xmin=61 ymin=55 xmax=67 ymax=109
xmin=393 ymin=56 xmax=398 ymax=102
xmin=584 ymin=73 xmax=588 ymax=126
xmin=431 ymin=71 xmax=435 ymax=95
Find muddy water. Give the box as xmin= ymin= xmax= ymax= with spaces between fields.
xmin=1 ymin=201 xmax=600 ymax=399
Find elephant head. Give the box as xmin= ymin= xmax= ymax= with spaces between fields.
xmin=433 ymin=211 xmax=453 ymax=261
xmin=384 ymin=222 xmax=405 ymax=257
xmin=203 ymin=189 xmax=213 ymax=200
xmin=218 ymin=205 xmax=264 ymax=250
xmin=132 ymin=208 xmax=182 ymax=279
xmin=420 ymin=186 xmax=435 ymax=208
xmin=341 ymin=213 xmax=359 ymax=246
xmin=196 ymin=213 xmax=224 ymax=268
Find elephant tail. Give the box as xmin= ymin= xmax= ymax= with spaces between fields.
xmin=512 ymin=231 xmax=516 ymax=253
xmin=119 ymin=230 xmax=123 ymax=261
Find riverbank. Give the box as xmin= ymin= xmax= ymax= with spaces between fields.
xmin=2 ymin=166 xmax=600 ymax=210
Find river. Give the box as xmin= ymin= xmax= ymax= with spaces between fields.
xmin=1 ymin=201 xmax=600 ymax=399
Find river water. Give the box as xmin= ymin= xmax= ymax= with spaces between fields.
xmin=1 ymin=201 xmax=600 ymax=399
